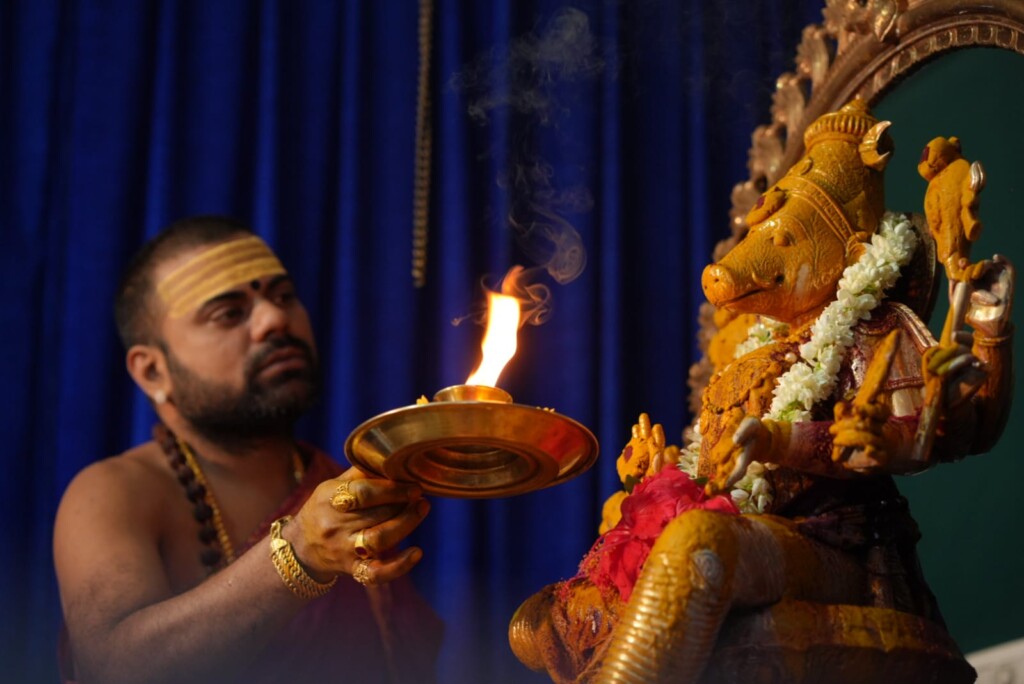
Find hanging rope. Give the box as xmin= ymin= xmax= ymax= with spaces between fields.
xmin=412 ymin=0 xmax=434 ymax=287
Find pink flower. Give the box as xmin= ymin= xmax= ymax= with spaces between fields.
xmin=577 ymin=467 xmax=739 ymax=602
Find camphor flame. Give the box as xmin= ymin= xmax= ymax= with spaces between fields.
xmin=465 ymin=290 xmax=522 ymax=388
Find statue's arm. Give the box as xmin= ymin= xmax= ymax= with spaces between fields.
xmin=758 ymin=415 xmax=923 ymax=477
xmin=969 ymin=332 xmax=1013 ymax=453
xmin=964 ymin=256 xmax=1015 ymax=453
xmin=782 ymin=414 xmax=927 ymax=475
xmin=707 ymin=409 xmax=933 ymax=495
xmin=704 ymin=414 xmax=863 ymax=492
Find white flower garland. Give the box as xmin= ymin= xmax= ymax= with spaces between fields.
xmin=766 ymin=212 xmax=917 ymax=422
xmin=682 ymin=212 xmax=918 ymax=513
xmin=732 ymin=318 xmax=784 ymax=359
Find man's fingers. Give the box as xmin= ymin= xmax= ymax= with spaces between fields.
xmin=327 ymin=476 xmax=423 ymax=512
xmin=355 ymin=478 xmax=423 ymax=508
xmin=351 ymin=547 xmax=424 ymax=586
xmin=340 ymin=466 xmax=373 ymax=481
xmin=350 ymin=500 xmax=430 ymax=557
xmin=345 ymin=503 xmax=408 ymax=529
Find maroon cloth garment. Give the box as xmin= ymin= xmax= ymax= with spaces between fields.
xmin=59 ymin=445 xmax=443 ymax=683
xmin=237 ymin=446 xmax=443 ymax=684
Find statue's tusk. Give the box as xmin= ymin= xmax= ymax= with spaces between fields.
xmin=859 ymin=120 xmax=893 ymax=170
xmin=969 ymin=160 xmax=986 ymax=193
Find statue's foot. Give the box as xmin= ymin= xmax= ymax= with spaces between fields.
xmin=509 ymin=579 xmax=624 ymax=683
xmin=509 ymin=585 xmax=555 ymax=673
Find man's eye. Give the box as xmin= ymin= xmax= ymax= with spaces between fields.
xmin=275 ymin=289 xmax=297 ymax=305
xmin=212 ymin=307 xmax=244 ymax=324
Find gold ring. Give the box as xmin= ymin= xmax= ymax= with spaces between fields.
xmin=353 ymin=559 xmax=374 ymax=586
xmin=354 ymin=529 xmax=372 ymax=559
xmin=330 ymin=480 xmax=357 ymax=512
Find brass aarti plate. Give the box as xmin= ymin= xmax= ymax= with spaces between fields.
xmin=344 ymin=385 xmax=599 ymax=498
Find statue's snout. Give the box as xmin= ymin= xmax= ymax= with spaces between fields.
xmin=702 ymin=263 xmax=735 ymax=306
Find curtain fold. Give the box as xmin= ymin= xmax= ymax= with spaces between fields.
xmin=1 ymin=1 xmax=822 ymax=681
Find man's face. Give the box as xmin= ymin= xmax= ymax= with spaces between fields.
xmin=153 ymin=240 xmax=320 ymax=442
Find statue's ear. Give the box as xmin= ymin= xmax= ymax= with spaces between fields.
xmin=859 ymin=121 xmax=893 ymax=171
xmin=846 ymin=238 xmax=868 ymax=265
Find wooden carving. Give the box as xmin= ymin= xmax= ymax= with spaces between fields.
xmin=510 ymin=98 xmax=1014 ymax=683
xmin=689 ymin=0 xmax=1024 ymax=412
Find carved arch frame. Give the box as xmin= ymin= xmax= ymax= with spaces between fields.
xmin=687 ymin=0 xmax=1024 ymax=415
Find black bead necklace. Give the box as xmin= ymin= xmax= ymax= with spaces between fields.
xmin=153 ymin=424 xmax=307 ymax=575
xmin=153 ymin=424 xmax=233 ymax=573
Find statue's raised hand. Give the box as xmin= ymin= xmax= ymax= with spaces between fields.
xmin=615 ymin=413 xmax=681 ymax=488
xmin=919 ymin=256 xmax=1010 ymax=408
xmin=965 ymin=255 xmax=1014 ymax=338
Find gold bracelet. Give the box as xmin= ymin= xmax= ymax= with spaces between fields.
xmin=975 ymin=326 xmax=1014 ymax=348
xmin=269 ymin=516 xmax=337 ymax=599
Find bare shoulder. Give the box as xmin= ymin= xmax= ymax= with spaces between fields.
xmin=54 ymin=442 xmax=178 ymax=631
xmin=55 ymin=442 xmax=174 ymax=532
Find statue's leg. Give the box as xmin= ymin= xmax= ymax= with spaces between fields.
xmin=592 ymin=510 xmax=865 ymax=683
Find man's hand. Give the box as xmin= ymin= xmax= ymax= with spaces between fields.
xmin=287 ymin=468 xmax=429 ymax=586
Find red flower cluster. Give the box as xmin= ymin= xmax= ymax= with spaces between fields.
xmin=576 ymin=467 xmax=739 ymax=602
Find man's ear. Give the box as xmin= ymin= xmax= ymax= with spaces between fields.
xmin=126 ymin=344 xmax=171 ymax=404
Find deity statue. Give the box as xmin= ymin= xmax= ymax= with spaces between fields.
xmin=508 ymin=100 xmax=1014 ymax=683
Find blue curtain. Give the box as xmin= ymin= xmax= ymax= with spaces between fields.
xmin=1 ymin=1 xmax=821 ymax=681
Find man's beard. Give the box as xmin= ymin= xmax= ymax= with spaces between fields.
xmin=163 ymin=336 xmax=320 ymax=446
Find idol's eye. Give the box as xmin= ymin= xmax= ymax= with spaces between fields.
xmin=772 ymin=229 xmax=794 ymax=247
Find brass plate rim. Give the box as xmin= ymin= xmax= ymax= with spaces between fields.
xmin=343 ymin=401 xmax=599 ymax=498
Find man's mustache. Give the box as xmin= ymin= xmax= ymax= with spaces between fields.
xmin=246 ymin=336 xmax=317 ymax=376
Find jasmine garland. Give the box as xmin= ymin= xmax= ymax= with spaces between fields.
xmin=685 ymin=212 xmax=918 ymax=513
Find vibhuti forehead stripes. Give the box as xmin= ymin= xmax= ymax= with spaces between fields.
xmin=156 ymin=236 xmax=287 ymax=318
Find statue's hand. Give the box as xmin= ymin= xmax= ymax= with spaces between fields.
xmin=705 ymin=411 xmax=770 ymax=495
xmin=615 ymin=413 xmax=681 ymax=490
xmin=922 ymin=339 xmax=986 ymax=408
xmin=830 ymin=399 xmax=892 ymax=473
xmin=965 ymin=255 xmax=1014 ymax=338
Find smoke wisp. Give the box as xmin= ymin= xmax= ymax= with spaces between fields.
xmin=451 ymin=7 xmax=609 ymax=306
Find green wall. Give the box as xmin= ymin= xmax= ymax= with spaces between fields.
xmin=875 ymin=48 xmax=1024 ymax=653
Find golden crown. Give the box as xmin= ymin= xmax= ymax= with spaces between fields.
xmin=745 ymin=100 xmax=890 ymax=249
xmin=803 ymin=98 xmax=882 ymax=148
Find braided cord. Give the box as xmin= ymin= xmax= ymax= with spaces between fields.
xmin=412 ymin=0 xmax=434 ymax=287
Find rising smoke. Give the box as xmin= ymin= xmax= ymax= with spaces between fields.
xmin=451 ymin=7 xmax=611 ymax=316
xmin=451 ymin=7 xmax=606 ymax=126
